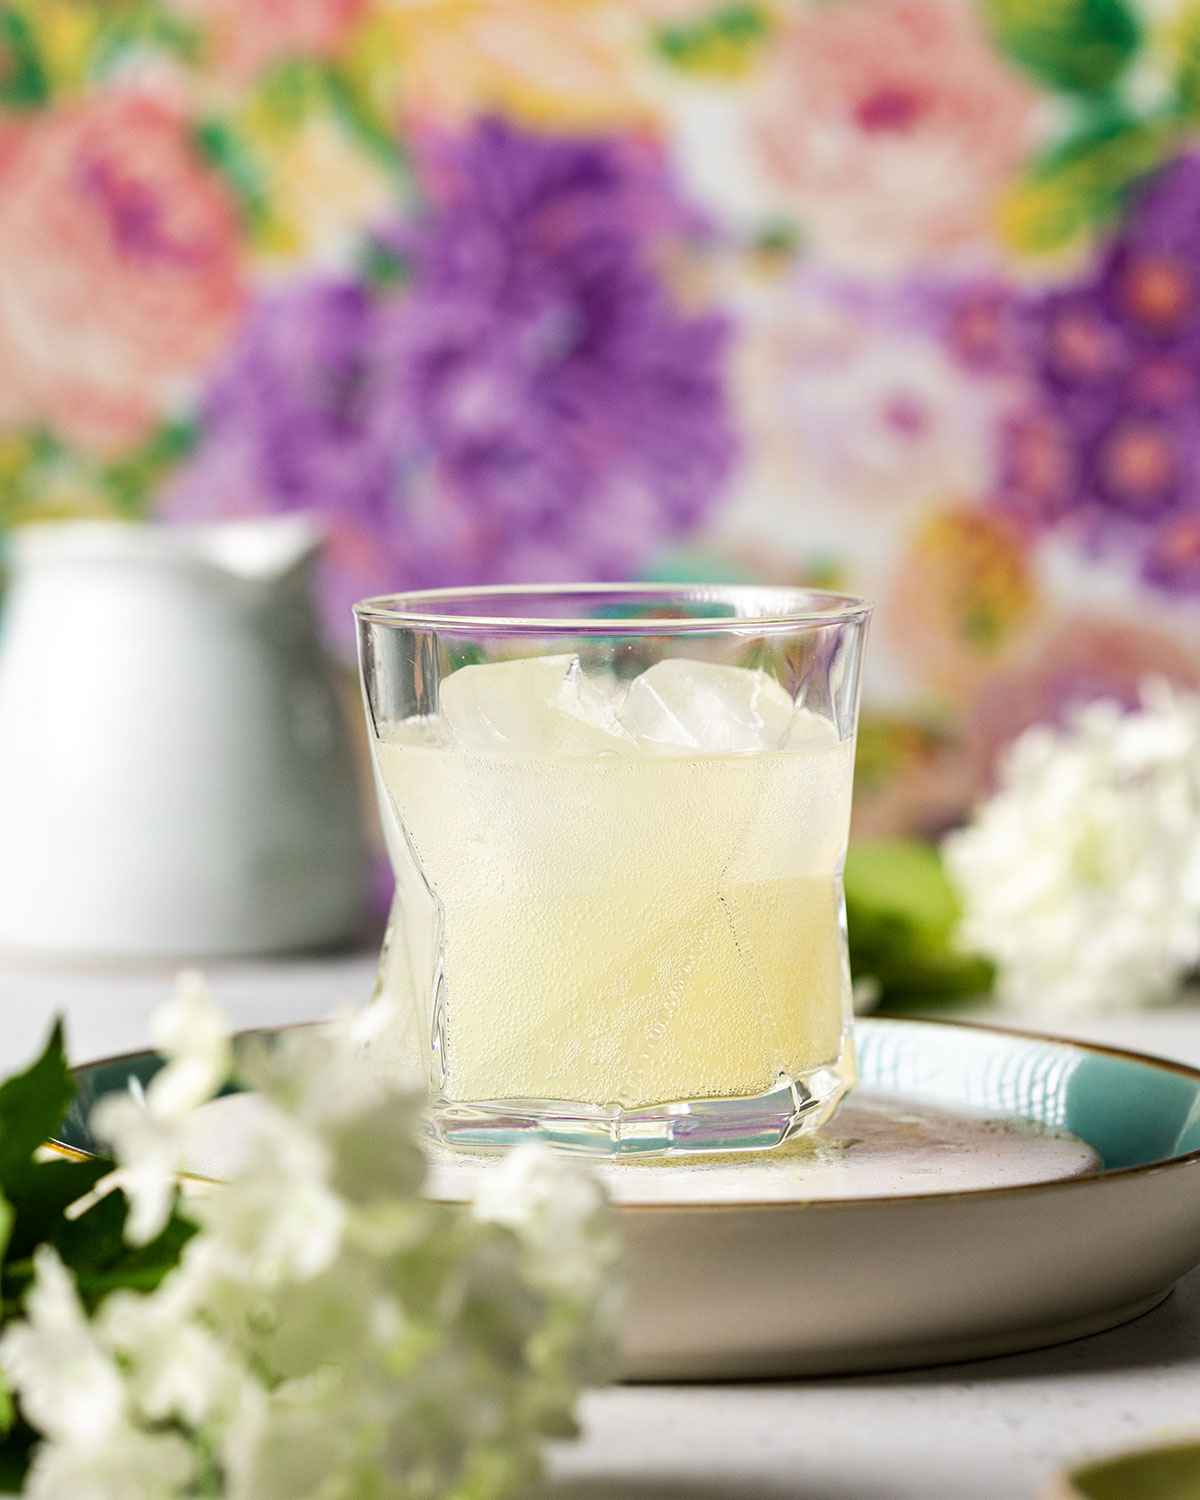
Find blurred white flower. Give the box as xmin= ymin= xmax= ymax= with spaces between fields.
xmin=476 ymin=1142 xmax=619 ymax=1302
xmin=150 ymin=970 xmax=233 ymax=1115
xmin=0 ymin=1247 xmax=124 ymax=1446
xmin=221 ymin=1373 xmax=359 ymax=1500
xmin=3 ymin=986 xmax=617 ymax=1500
xmin=98 ymin=1282 xmax=243 ymax=1427
xmin=236 ymin=1002 xmax=426 ymax=1208
xmin=944 ymin=681 xmax=1200 ymax=1012
xmin=24 ymin=1422 xmax=196 ymax=1500
xmin=92 ymin=972 xmax=231 ymax=1244
xmin=88 ymin=1095 xmax=188 ymax=1248
xmin=185 ymin=1105 xmax=345 ymax=1286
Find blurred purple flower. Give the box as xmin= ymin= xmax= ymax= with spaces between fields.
xmin=904 ymin=276 xmax=1026 ymax=376
xmin=1100 ymin=154 xmax=1200 ymax=349
xmin=1145 ymin=513 xmax=1200 ymax=593
xmin=994 ymin=406 xmax=1080 ymax=527
xmin=1028 ymin=287 xmax=1126 ymax=411
xmin=168 ymin=118 xmax=736 ymax=645
xmin=994 ymin=153 xmax=1200 ymax=593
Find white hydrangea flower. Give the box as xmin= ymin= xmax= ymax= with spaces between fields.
xmin=184 ymin=1104 xmax=345 ymax=1287
xmin=98 ymin=1281 xmax=244 ymax=1428
xmin=221 ymin=1372 xmax=363 ymax=1500
xmin=92 ymin=972 xmax=232 ymax=1245
xmin=23 ymin=1422 xmax=196 ymax=1500
xmin=0 ymin=1257 xmax=199 ymax=1496
xmin=0 ymin=1247 xmax=124 ymax=1447
xmin=88 ymin=1096 xmax=188 ymax=1249
xmin=236 ymin=1001 xmax=425 ymax=1209
xmin=149 ymin=970 xmax=233 ymax=1116
xmin=235 ymin=998 xmax=394 ymax=1129
xmin=475 ymin=1142 xmax=619 ymax=1302
xmin=4 ymin=986 xmax=617 ymax=1500
xmin=944 ymin=681 xmax=1200 ymax=1013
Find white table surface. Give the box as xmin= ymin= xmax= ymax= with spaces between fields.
xmin=4 ymin=951 xmax=1200 ymax=1500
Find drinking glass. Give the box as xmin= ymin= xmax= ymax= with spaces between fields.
xmin=356 ymin=584 xmax=871 ymax=1156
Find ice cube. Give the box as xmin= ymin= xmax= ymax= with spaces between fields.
xmin=381 ymin=714 xmax=453 ymax=750
xmin=439 ymin=654 xmax=631 ymax=753
xmin=784 ymin=705 xmax=843 ymax=750
xmin=618 ymin=660 xmax=794 ymax=753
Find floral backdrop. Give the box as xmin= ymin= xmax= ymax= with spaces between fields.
xmin=3 ymin=0 xmax=1200 ymax=835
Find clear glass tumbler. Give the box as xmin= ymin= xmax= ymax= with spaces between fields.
xmin=356 ymin=584 xmax=871 ymax=1157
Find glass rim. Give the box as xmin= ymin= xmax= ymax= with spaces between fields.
xmin=353 ymin=582 xmax=872 ymax=634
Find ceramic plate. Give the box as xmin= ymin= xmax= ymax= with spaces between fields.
xmin=56 ymin=1017 xmax=1200 ymax=1380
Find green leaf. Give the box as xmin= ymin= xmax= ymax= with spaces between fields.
xmin=0 ymin=1023 xmax=73 ymax=1189
xmin=3 ymin=1158 xmax=111 ymax=1262
xmin=88 ymin=0 xmax=202 ymax=82
xmin=848 ymin=839 xmax=960 ymax=941
xmin=114 ymin=1209 xmax=196 ymax=1278
xmin=52 ymin=1189 xmax=195 ymax=1307
xmin=983 ymin=0 xmax=1142 ymax=96
xmin=4 ymin=1174 xmax=192 ymax=1307
xmin=254 ymin=56 xmax=326 ymax=127
xmin=73 ymin=1248 xmax=193 ymax=1308
xmin=999 ymin=110 xmax=1178 ymax=255
xmin=653 ymin=3 xmax=770 ymax=75
xmin=0 ymin=7 xmax=47 ymax=109
xmin=0 ymin=1193 xmax=13 ymax=1441
xmin=1172 ymin=4 xmax=1200 ymax=121
xmin=1066 ymin=1440 xmax=1200 ymax=1500
xmin=324 ymin=64 xmax=407 ymax=180
xmin=252 ymin=57 xmax=407 ymax=176
xmin=846 ymin=839 xmax=994 ymax=1011
xmin=48 ymin=1178 xmax=128 ymax=1270
xmin=193 ymin=118 xmax=270 ymax=233
xmin=0 ymin=1427 xmax=33 ymax=1494
xmin=714 ymin=4 xmax=768 ymax=43
xmin=99 ymin=419 xmax=197 ymax=518
xmin=0 ymin=1193 xmax=14 ymax=1269
xmin=1035 ymin=108 xmax=1173 ymax=180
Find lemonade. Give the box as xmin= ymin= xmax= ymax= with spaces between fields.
xmin=372 ymin=655 xmax=855 ymax=1120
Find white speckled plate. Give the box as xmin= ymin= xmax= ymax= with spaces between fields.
xmin=57 ymin=1017 xmax=1200 ymax=1379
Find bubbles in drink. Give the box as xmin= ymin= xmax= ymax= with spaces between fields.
xmin=375 ymin=658 xmax=854 ymax=1109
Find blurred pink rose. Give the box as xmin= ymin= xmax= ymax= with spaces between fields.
xmin=0 ymin=94 xmax=244 ymax=455
xmin=752 ymin=0 xmax=1038 ymax=268
xmin=169 ymin=0 xmax=366 ymax=82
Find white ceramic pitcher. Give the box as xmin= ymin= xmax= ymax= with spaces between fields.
xmin=0 ymin=517 xmax=367 ymax=959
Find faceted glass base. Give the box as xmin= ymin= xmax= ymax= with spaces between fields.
xmin=425 ymin=1053 xmax=853 ymax=1158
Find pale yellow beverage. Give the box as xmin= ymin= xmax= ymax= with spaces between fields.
xmin=374 ymin=660 xmax=854 ymax=1111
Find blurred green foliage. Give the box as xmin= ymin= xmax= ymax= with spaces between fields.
xmin=846 ymin=839 xmax=994 ymax=1013
xmin=983 ymin=0 xmax=1141 ymax=96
